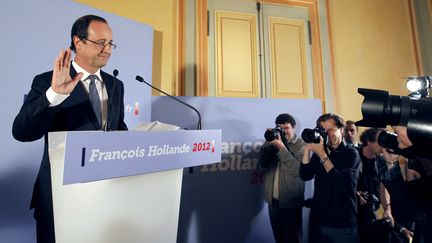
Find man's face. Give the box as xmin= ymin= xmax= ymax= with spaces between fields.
xmin=74 ymin=21 xmax=113 ymax=73
xmin=345 ymin=124 xmax=358 ymax=143
xmin=278 ymin=122 xmax=295 ymax=140
xmin=320 ymin=119 xmax=343 ymax=148
xmin=367 ymin=141 xmax=382 ymax=155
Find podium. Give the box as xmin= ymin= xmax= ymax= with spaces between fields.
xmin=48 ymin=128 xmax=221 ymax=243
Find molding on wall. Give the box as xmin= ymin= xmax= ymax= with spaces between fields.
xmin=325 ymin=0 xmax=340 ymax=114
xmin=430 ymin=0 xmax=432 ymax=25
xmin=178 ymin=0 xmax=186 ymax=95
xmin=408 ymin=0 xmax=423 ymax=75
xmin=196 ymin=0 xmax=209 ymax=96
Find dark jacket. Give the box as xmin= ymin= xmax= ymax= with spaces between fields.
xmin=300 ymin=141 xmax=360 ymax=228
xmin=12 ymin=67 xmax=128 ymax=219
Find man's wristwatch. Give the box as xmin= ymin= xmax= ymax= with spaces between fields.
xmin=320 ymin=156 xmax=329 ymax=164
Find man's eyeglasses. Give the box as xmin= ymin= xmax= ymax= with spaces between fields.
xmin=80 ymin=37 xmax=117 ymax=50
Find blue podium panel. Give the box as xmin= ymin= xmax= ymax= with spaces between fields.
xmin=56 ymin=130 xmax=221 ymax=184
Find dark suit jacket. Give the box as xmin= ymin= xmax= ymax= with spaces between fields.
xmin=12 ymin=67 xmax=128 ymax=219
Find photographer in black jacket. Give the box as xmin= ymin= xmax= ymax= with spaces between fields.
xmin=300 ymin=113 xmax=360 ymax=243
xmin=391 ymin=126 xmax=432 ymax=243
xmin=356 ymin=128 xmax=394 ymax=243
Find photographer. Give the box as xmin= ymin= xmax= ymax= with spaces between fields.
xmin=300 ymin=113 xmax=360 ymax=243
xmin=380 ymin=149 xmax=416 ymax=243
xmin=356 ymin=128 xmax=394 ymax=243
xmin=259 ymin=113 xmax=305 ymax=243
xmin=356 ymin=88 xmax=432 ymax=243
xmin=391 ymin=126 xmax=432 ymax=243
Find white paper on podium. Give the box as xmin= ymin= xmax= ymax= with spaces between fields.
xmin=50 ymin=122 xmax=184 ymax=243
xmin=133 ymin=121 xmax=181 ymax=131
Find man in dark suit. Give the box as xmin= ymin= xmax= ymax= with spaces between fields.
xmin=12 ymin=15 xmax=128 ymax=243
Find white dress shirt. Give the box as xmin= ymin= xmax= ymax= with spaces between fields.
xmin=46 ymin=61 xmax=108 ymax=126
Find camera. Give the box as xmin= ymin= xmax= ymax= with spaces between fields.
xmin=264 ymin=127 xmax=286 ymax=142
xmin=360 ymin=191 xmax=380 ymax=208
xmin=356 ymin=88 xmax=432 ymax=158
xmin=301 ymin=127 xmax=327 ymax=144
xmin=377 ymin=130 xmax=402 ymax=154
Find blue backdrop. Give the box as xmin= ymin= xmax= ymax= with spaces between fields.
xmin=152 ymin=96 xmax=322 ymax=243
xmin=0 ymin=1 xmax=153 ymax=242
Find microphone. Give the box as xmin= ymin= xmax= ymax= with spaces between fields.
xmin=135 ymin=75 xmax=202 ymax=130
xmin=104 ymin=69 xmax=119 ymax=131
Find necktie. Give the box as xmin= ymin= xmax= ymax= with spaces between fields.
xmin=88 ymin=75 xmax=102 ymax=128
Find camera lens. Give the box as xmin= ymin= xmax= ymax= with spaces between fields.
xmin=264 ymin=130 xmax=276 ymax=142
xmin=377 ymin=131 xmax=399 ymax=152
xmin=356 ymin=88 xmax=411 ymax=128
xmin=301 ymin=128 xmax=320 ymax=143
xmin=264 ymin=127 xmax=286 ymax=142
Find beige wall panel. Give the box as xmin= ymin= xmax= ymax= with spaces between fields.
xmin=329 ymin=0 xmax=418 ymax=120
xmin=269 ymin=17 xmax=308 ymax=98
xmin=74 ymin=0 xmax=179 ymax=95
xmin=216 ymin=12 xmax=258 ymax=97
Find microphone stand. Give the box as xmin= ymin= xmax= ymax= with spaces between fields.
xmin=104 ymin=69 xmax=119 ymax=131
xmin=135 ymin=75 xmax=202 ymax=130
xmin=136 ymin=75 xmax=202 ymax=174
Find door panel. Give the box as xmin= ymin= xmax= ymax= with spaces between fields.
xmin=269 ymin=17 xmax=309 ymax=98
xmin=215 ymin=11 xmax=259 ymax=97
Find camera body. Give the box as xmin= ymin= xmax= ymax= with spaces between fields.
xmin=359 ymin=191 xmax=380 ymax=209
xmin=301 ymin=127 xmax=327 ymax=144
xmin=264 ymin=127 xmax=287 ymax=142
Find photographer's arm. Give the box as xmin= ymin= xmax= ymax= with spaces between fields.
xmin=274 ymin=137 xmax=304 ymax=171
xmin=300 ymin=147 xmax=319 ymax=181
xmin=305 ymin=139 xmax=334 ymax=172
xmin=379 ymin=182 xmax=394 ymax=227
xmin=259 ymin=142 xmax=278 ymax=169
xmin=395 ymin=223 xmax=414 ymax=240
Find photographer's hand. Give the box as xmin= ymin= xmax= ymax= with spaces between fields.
xmin=307 ymin=137 xmax=326 ymax=157
xmin=356 ymin=191 xmax=367 ymax=205
xmin=406 ymin=168 xmax=421 ymax=181
xmin=382 ymin=209 xmax=394 ymax=228
xmin=270 ymin=133 xmax=286 ymax=151
xmin=400 ymin=227 xmax=413 ymax=240
xmin=306 ymin=137 xmax=334 ymax=172
xmin=392 ymin=126 xmax=413 ymax=149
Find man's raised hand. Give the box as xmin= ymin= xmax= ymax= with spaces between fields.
xmin=51 ymin=49 xmax=83 ymax=94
